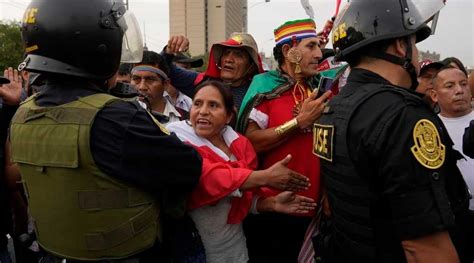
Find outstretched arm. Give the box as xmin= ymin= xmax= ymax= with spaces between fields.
xmin=256 ymin=191 xmax=317 ymax=214
xmin=240 ymin=154 xmax=310 ymax=192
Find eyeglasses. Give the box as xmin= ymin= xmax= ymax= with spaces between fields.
xmin=131 ymin=75 xmax=162 ymax=85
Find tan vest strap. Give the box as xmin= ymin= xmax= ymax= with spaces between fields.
xmin=78 ymin=189 xmax=152 ymax=210
xmin=145 ymin=110 xmax=170 ymax=135
xmin=84 ymin=204 xmax=158 ymax=251
xmin=77 ymin=93 xmax=119 ymax=109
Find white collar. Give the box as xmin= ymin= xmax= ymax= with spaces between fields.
xmin=163 ymin=99 xmax=182 ymax=118
xmin=167 ymin=120 xmax=239 ymax=160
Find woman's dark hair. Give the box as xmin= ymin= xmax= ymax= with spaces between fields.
xmin=193 ymin=80 xmax=237 ymax=127
xmin=441 ymin=57 xmax=468 ymax=76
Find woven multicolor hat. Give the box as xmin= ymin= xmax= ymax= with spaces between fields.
xmin=274 ymin=19 xmax=317 ymax=46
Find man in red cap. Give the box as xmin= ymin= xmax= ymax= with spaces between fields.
xmin=162 ymin=33 xmax=264 ymax=108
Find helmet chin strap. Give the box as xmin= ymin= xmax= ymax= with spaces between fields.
xmin=366 ymin=37 xmax=419 ymax=90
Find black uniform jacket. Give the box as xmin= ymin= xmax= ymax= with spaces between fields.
xmin=317 ymin=68 xmax=468 ymax=262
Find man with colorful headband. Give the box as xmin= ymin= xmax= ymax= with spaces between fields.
xmin=236 ymin=19 xmax=330 ymax=262
xmin=162 ymin=33 xmax=264 ymax=108
xmin=132 ymin=51 xmax=185 ymax=124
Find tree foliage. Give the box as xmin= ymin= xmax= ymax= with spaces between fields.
xmin=0 ymin=21 xmax=23 ymax=71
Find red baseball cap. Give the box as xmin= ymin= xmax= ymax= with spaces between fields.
xmin=419 ymin=59 xmax=444 ymax=76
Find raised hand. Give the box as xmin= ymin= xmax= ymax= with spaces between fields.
xmin=273 ymin=191 xmax=317 ymax=214
xmin=317 ymin=18 xmax=335 ymax=48
xmin=265 ymin=154 xmax=310 ymax=192
xmin=296 ymin=90 xmax=331 ymax=130
xmin=0 ymin=67 xmax=23 ymax=105
xmin=165 ymin=36 xmax=189 ymax=55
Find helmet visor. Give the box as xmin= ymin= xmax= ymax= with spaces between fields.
xmin=403 ymin=0 xmax=446 ymax=34
xmin=117 ymin=11 xmax=143 ymax=63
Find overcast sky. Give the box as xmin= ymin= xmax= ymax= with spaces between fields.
xmin=1 ymin=0 xmax=473 ymax=67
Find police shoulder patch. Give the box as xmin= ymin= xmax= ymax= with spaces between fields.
xmin=410 ymin=119 xmax=445 ymax=169
xmin=313 ymin=123 xmax=334 ymax=162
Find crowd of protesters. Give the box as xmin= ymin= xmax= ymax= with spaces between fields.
xmin=1 ymin=0 xmax=474 ymax=263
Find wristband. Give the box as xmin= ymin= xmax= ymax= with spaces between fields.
xmin=275 ymin=118 xmax=299 ymax=136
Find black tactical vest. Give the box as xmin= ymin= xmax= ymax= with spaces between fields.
xmin=314 ymin=83 xmax=470 ymax=262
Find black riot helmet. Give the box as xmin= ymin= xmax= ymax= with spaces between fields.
xmin=332 ymin=0 xmax=446 ymax=89
xmin=19 ymin=0 xmax=144 ymax=81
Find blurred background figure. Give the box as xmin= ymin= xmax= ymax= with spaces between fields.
xmin=116 ymin=63 xmax=133 ymax=83
xmin=416 ymin=59 xmax=444 ymax=108
xmin=173 ymin=53 xmax=203 ymax=70
xmin=163 ymin=53 xmax=204 ymax=114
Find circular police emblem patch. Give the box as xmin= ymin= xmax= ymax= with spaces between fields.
xmin=410 ymin=119 xmax=445 ymax=169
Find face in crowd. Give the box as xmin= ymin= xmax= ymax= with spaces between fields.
xmin=281 ymin=36 xmax=323 ymax=78
xmin=431 ymin=67 xmax=472 ymax=118
xmin=417 ymin=67 xmax=439 ymax=96
xmin=190 ymin=83 xmax=234 ymax=144
xmin=117 ymin=73 xmax=131 ymax=83
xmin=295 ymin=37 xmax=323 ymax=77
xmin=219 ymin=47 xmax=253 ymax=84
xmin=131 ymin=70 xmax=166 ymax=104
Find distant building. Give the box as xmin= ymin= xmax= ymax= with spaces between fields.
xmin=169 ymin=0 xmax=247 ymax=56
xmin=419 ymin=50 xmax=441 ymax=62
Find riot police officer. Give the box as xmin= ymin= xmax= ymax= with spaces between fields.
xmin=9 ymin=0 xmax=202 ymax=262
xmin=313 ymin=0 xmax=471 ymax=262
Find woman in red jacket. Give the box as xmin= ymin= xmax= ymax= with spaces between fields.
xmin=167 ymin=80 xmax=316 ymax=263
